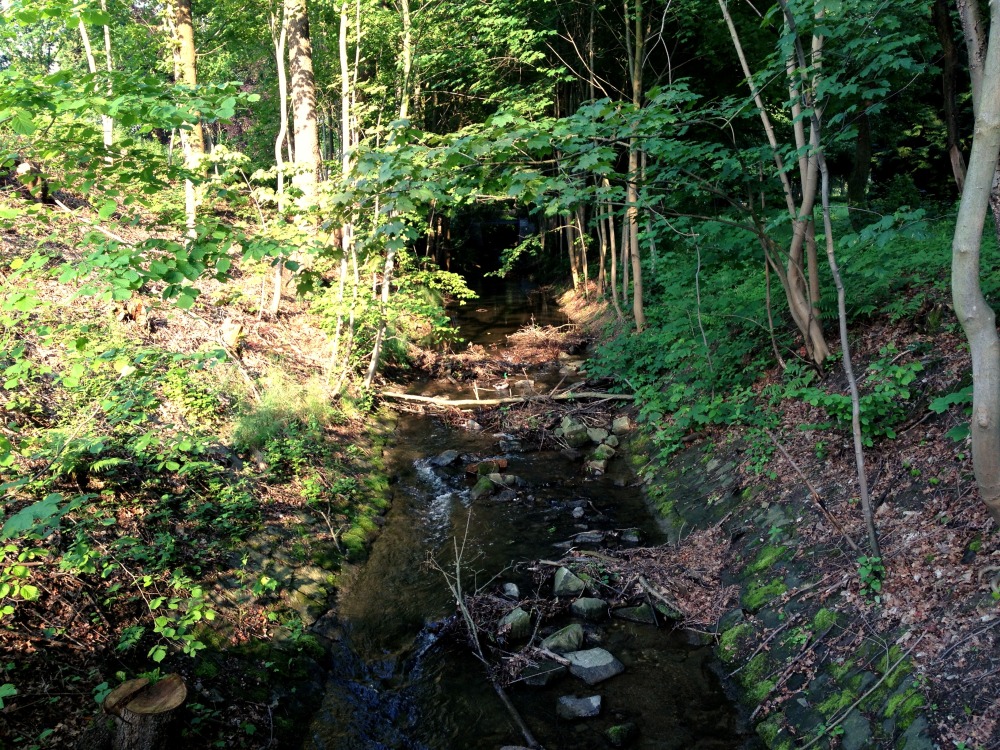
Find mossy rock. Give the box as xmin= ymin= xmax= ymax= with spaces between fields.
xmin=742 ymin=579 xmax=787 ymax=611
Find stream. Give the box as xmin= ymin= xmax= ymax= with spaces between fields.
xmin=306 ymin=284 xmax=747 ymax=750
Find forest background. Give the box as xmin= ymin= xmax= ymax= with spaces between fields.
xmin=3 ymin=0 xmax=1000 ymax=746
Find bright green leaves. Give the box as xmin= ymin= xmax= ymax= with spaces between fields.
xmin=1 ymin=493 xmax=69 ymax=540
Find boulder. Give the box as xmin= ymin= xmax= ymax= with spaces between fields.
xmin=587 ymin=427 xmax=610 ymax=443
xmin=556 ymin=694 xmax=601 ymax=720
xmin=586 ymin=460 xmax=608 ymax=475
xmin=613 ymin=603 xmax=657 ymax=624
xmin=501 ymin=582 xmax=520 ymax=599
xmin=604 ymin=434 xmax=620 ymax=448
xmin=432 ymin=449 xmax=460 ymax=467
xmin=570 ymin=597 xmax=608 ymax=622
xmin=572 ymin=530 xmax=604 ymax=545
xmin=564 ymin=648 xmax=625 ymax=685
xmin=541 ymin=623 xmax=584 ymax=654
xmin=611 ymin=416 xmax=631 ymax=435
xmin=621 ymin=529 xmax=641 ymax=545
xmin=560 ymin=417 xmax=590 ymax=448
xmin=553 ymin=567 xmax=586 ymax=597
xmin=498 ymin=607 xmax=532 ymax=640
xmin=470 ymin=477 xmax=495 ymax=501
xmin=592 ymin=444 xmax=616 ymax=461
xmin=571 ymin=506 xmax=585 ymax=520
xmin=522 ymin=662 xmax=566 ymax=687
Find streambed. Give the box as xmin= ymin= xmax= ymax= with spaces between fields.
xmin=306 ymin=286 xmax=747 ymax=749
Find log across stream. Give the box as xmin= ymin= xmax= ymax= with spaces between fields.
xmin=305 ymin=285 xmax=747 ymax=749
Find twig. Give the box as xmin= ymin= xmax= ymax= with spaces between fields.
xmin=765 ymin=429 xmax=861 ymax=554
xmin=54 ymin=199 xmax=132 ymax=245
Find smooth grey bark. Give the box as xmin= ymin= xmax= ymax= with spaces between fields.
xmin=952 ymin=0 xmax=1000 ymax=525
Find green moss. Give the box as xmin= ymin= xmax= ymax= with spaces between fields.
xmin=718 ymin=622 xmax=754 ymax=663
xmin=884 ymin=688 xmax=924 ymax=721
xmin=747 ymin=544 xmax=791 ymax=574
xmin=756 ymin=715 xmax=782 ymax=745
xmin=742 ymin=579 xmax=787 ymax=610
xmin=744 ymin=652 xmax=772 ymax=685
xmin=812 ymin=607 xmax=839 ymax=632
xmin=817 ymin=689 xmax=854 ymax=717
xmin=827 ymin=658 xmax=853 ymax=681
xmin=748 ymin=678 xmax=776 ymax=703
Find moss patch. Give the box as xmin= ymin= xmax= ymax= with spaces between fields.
xmin=747 ymin=544 xmax=791 ymax=574
xmin=742 ymin=579 xmax=787 ymax=610
xmin=718 ymin=622 xmax=754 ymax=663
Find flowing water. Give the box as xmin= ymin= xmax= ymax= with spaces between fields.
xmin=306 ymin=284 xmax=747 ymax=750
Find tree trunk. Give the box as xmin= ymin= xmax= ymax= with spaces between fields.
xmin=270 ymin=12 xmax=290 ymax=316
xmin=719 ymin=0 xmax=830 ymax=366
xmin=952 ymin=0 xmax=1000 ymax=525
xmin=104 ymin=674 xmax=187 ymax=750
xmin=168 ymin=0 xmax=204 ymax=240
xmin=285 ymin=0 xmax=320 ymax=207
xmin=957 ymin=0 xmax=1000 ymax=244
xmin=624 ymin=0 xmax=646 ymax=332
xmin=935 ymin=0 xmax=967 ymax=193
xmin=847 ymin=107 xmax=872 ymax=227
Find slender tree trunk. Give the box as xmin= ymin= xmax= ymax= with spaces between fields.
xmin=576 ymin=206 xmax=589 ymax=297
xmin=935 ymin=0 xmax=967 ymax=193
xmin=398 ymin=0 xmax=412 ymax=120
xmin=719 ymin=0 xmax=829 ymax=365
xmin=269 ymin=12 xmax=290 ymax=316
xmin=847 ymin=107 xmax=873 ymax=227
xmin=957 ymin=0 xmax=1000 ymax=243
xmin=624 ymin=0 xmax=646 ymax=331
xmin=953 ymin=0 xmax=1000 ymax=524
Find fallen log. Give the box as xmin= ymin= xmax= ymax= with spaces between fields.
xmin=380 ymin=390 xmax=634 ymax=407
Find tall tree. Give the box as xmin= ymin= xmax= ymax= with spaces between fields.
xmin=167 ymin=0 xmax=205 ymax=237
xmin=284 ymin=0 xmax=320 ymax=206
xmin=952 ymin=0 xmax=1000 ymax=524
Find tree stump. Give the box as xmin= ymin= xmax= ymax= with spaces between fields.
xmin=103 ymin=673 xmax=187 ymax=750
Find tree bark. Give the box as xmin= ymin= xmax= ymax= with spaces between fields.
xmin=104 ymin=674 xmax=187 ymax=750
xmin=624 ymin=0 xmax=646 ymax=332
xmin=935 ymin=0 xmax=967 ymax=193
xmin=168 ymin=0 xmax=204 ymax=239
xmin=285 ymin=0 xmax=320 ymax=207
xmin=952 ymin=0 xmax=1000 ymax=524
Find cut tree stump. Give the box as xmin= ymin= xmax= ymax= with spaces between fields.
xmin=103 ymin=673 xmax=187 ymax=750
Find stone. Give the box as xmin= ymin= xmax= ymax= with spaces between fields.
xmin=570 ymin=597 xmax=608 ymax=622
xmin=621 ymin=529 xmax=641 ymax=544
xmin=553 ymin=566 xmax=587 ymax=597
xmin=611 ymin=416 xmax=631 ymax=434
xmin=572 ymin=531 xmax=604 ymax=545
xmin=604 ymin=434 xmax=620 ymax=448
xmin=840 ymin=709 xmax=872 ymax=750
xmin=470 ymin=477 xmax=495 ymax=501
xmin=900 ymin=717 xmax=934 ymax=750
xmin=464 ymin=420 xmax=482 ymax=431
xmin=592 ymin=444 xmax=616 ymax=461
xmin=499 ymin=607 xmax=532 ymax=640
xmin=502 ymin=582 xmax=520 ymax=599
xmin=587 ymin=427 xmax=610 ymax=443
xmin=564 ymin=648 xmax=625 ymax=685
xmin=605 ymin=722 xmax=638 ymax=747
xmin=586 ymin=460 xmax=608 ymax=475
xmin=613 ymin=603 xmax=657 ymax=624
xmin=556 ymin=694 xmax=601 ymax=719
xmin=499 ymin=439 xmax=523 ymax=452
xmin=541 ymin=623 xmax=584 ymax=654
xmin=571 ymin=506 xmax=586 ymax=519
xmin=432 ymin=449 xmax=460 ymax=466
xmin=522 ymin=662 xmax=567 ymax=687
xmin=563 ymin=426 xmax=590 ymax=449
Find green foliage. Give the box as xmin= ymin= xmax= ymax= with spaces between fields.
xmin=857 ymin=555 xmax=886 ymax=602
xmin=787 ymin=346 xmax=923 ymax=446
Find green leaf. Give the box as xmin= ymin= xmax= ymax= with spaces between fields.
xmin=98 ymin=201 xmax=117 ymax=220
xmin=148 ymin=645 xmax=167 ymax=663
xmin=1 ymin=493 xmax=64 ymax=539
xmin=11 ymin=111 xmax=35 ymax=136
xmin=0 ymin=682 xmax=16 ymax=710
xmin=18 ymin=585 xmax=39 ymax=601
